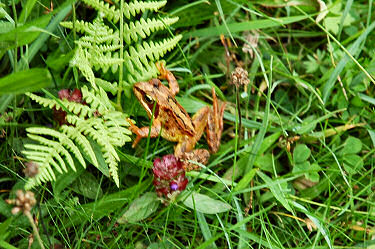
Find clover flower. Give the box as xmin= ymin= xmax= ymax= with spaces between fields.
xmin=54 ymin=88 xmax=83 ymax=125
xmin=153 ymin=154 xmax=188 ymax=199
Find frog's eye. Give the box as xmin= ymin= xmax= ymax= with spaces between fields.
xmin=144 ymin=94 xmax=154 ymax=105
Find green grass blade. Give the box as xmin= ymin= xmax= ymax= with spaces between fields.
xmin=185 ymin=15 xmax=308 ymax=38
xmin=18 ymin=2 xmax=72 ymax=68
xmin=322 ymin=21 xmax=375 ymax=103
xmin=197 ymin=212 xmax=218 ymax=249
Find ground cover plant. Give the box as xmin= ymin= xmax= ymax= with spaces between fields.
xmin=0 ymin=0 xmax=375 ymax=248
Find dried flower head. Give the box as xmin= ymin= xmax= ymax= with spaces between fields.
xmin=6 ymin=190 xmax=36 ymax=215
xmin=230 ymin=67 xmax=250 ymax=88
xmin=23 ymin=161 xmax=39 ymax=178
xmin=153 ymin=154 xmax=188 ymax=199
xmin=242 ymin=32 xmax=259 ymax=58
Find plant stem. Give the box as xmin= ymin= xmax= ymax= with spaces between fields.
xmin=25 ymin=211 xmax=46 ymax=249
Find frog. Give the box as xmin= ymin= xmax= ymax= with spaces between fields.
xmin=129 ymin=63 xmax=226 ymax=171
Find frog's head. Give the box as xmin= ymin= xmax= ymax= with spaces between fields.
xmin=133 ymin=78 xmax=164 ymax=118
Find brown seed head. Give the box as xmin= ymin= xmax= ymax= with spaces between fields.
xmin=6 ymin=190 xmax=36 ymax=214
xmin=23 ymin=161 xmax=39 ymax=177
xmin=230 ymin=67 xmax=250 ymax=88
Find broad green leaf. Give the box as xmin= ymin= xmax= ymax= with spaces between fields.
xmin=117 ymin=192 xmax=159 ymax=224
xmin=0 ymin=95 xmax=13 ymax=113
xmin=19 ymin=0 xmax=38 ymax=23
xmin=258 ymin=132 xmax=282 ymax=155
xmin=0 ymin=14 xmax=51 ymax=51
xmin=343 ymin=154 xmax=364 ymax=175
xmin=234 ymin=168 xmax=258 ymax=192
xmin=18 ymin=3 xmax=72 ymax=68
xmin=71 ymin=171 xmax=103 ymax=199
xmin=293 ymin=116 xmax=317 ymax=134
xmin=0 ymin=240 xmax=18 ymax=249
xmin=307 ymin=163 xmax=321 ymax=182
xmin=308 ymin=172 xmax=320 ymax=183
xmin=0 ymin=218 xmax=12 ymax=240
xmin=88 ymin=137 xmax=109 ymax=177
xmin=0 ymin=68 xmax=52 ymax=94
xmin=147 ymin=240 xmax=174 ymax=249
xmin=183 ymin=192 xmax=231 ymax=214
xmin=257 ymin=171 xmax=292 ymax=212
xmin=255 ymin=153 xmax=282 ymax=173
xmin=293 ymin=161 xmax=310 ymax=174
xmin=65 ymin=180 xmax=151 ymax=226
xmin=0 ymin=21 xmax=14 ymax=34
xmin=324 ymin=15 xmax=355 ymax=34
xmin=293 ymin=144 xmax=311 ymax=164
xmin=341 ymin=136 xmax=362 ymax=155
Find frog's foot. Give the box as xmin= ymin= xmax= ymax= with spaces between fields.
xmin=179 ymin=149 xmax=210 ymax=171
xmin=127 ymin=118 xmax=161 ymax=148
xmin=206 ymin=88 xmax=226 ymax=153
xmin=155 ymin=62 xmax=179 ymax=96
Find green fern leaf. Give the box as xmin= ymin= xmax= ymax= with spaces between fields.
xmin=25 ymin=92 xmax=94 ymax=118
xmin=81 ymin=85 xmax=114 ymax=113
xmin=95 ymin=78 xmax=118 ymax=95
xmin=60 ymin=125 xmax=99 ymax=168
xmin=123 ymin=35 xmax=182 ymax=77
xmin=26 ymin=127 xmax=85 ymax=169
xmin=123 ymin=17 xmax=179 ymax=44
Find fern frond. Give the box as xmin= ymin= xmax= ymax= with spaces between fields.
xmin=125 ymin=60 xmax=158 ymax=84
xmin=61 ymin=18 xmax=115 ymax=38
xmin=70 ymin=46 xmax=97 ymax=89
xmin=124 ymin=35 xmax=182 ymax=76
xmin=25 ymin=92 xmax=94 ymax=118
xmin=123 ymin=17 xmax=179 ymax=44
xmin=81 ymin=0 xmax=167 ymax=23
xmin=121 ymin=0 xmax=167 ymax=19
xmin=23 ymin=137 xmax=81 ymax=190
xmin=67 ymin=115 xmax=121 ymax=187
xmin=102 ymin=112 xmax=132 ymax=146
xmin=24 ymin=85 xmax=132 ymax=188
xmin=95 ymin=78 xmax=118 ymax=95
xmin=60 ymin=125 xmax=99 ymax=168
xmin=26 ymin=127 xmax=85 ymax=169
xmin=81 ymin=85 xmax=114 ymax=113
xmin=89 ymin=50 xmax=123 ymax=74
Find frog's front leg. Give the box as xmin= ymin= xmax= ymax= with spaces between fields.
xmin=128 ymin=119 xmax=162 ymax=148
xmin=156 ymin=62 xmax=179 ymax=96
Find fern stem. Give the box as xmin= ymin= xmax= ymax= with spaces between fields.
xmin=116 ymin=0 xmax=124 ymax=110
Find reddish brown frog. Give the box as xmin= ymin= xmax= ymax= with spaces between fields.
xmin=129 ymin=63 xmax=226 ymax=170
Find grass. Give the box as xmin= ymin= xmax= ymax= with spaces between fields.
xmin=1 ymin=0 xmax=375 ymax=248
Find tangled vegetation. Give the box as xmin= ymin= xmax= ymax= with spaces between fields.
xmin=0 ymin=0 xmax=375 ymax=248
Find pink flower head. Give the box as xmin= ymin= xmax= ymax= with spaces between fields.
xmin=152 ymin=154 xmax=188 ymax=198
xmin=54 ymin=88 xmax=84 ymax=125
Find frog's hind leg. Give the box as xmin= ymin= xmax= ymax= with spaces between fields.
xmin=174 ymin=106 xmax=209 ymax=158
xmin=175 ymin=106 xmax=210 ymax=171
xmin=206 ymin=88 xmax=226 ymax=153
